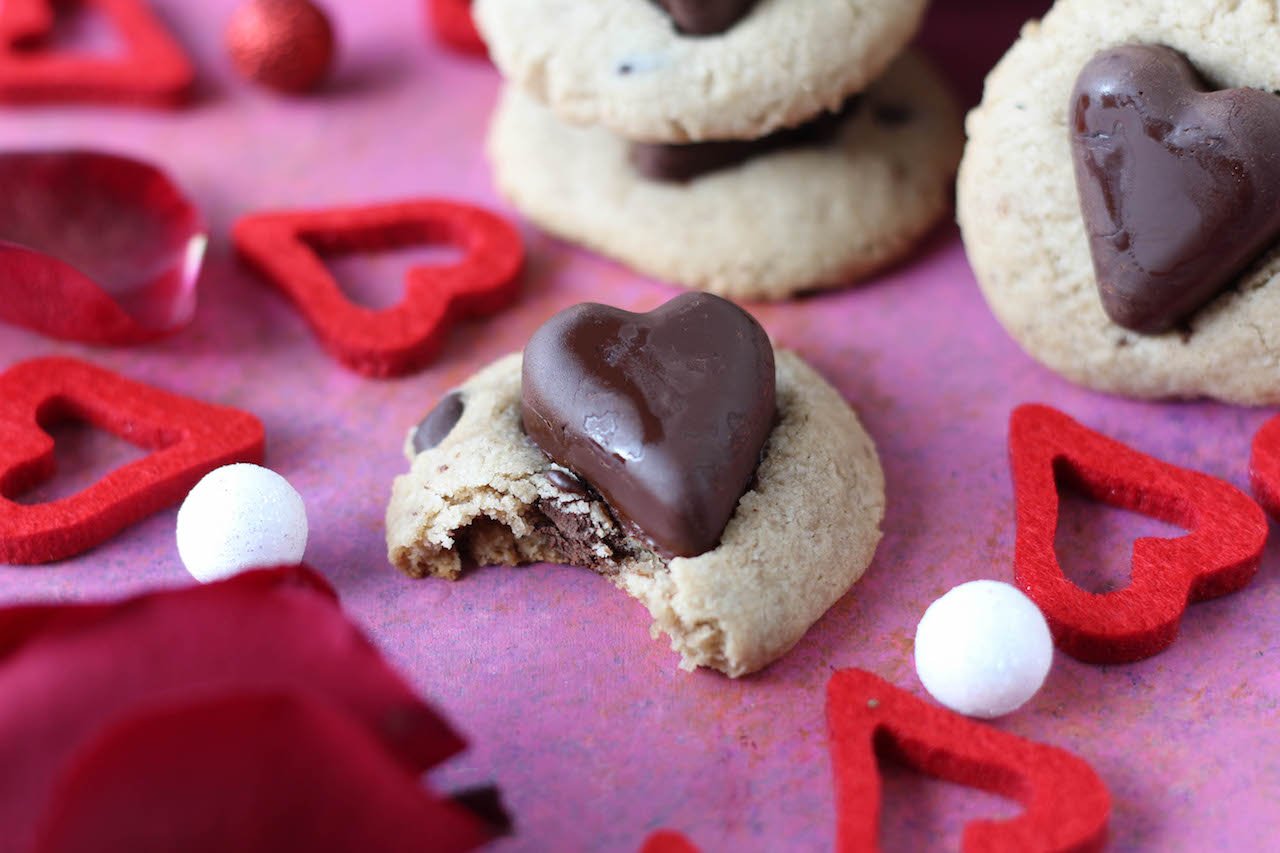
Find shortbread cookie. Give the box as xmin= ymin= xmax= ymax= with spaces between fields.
xmin=958 ymin=0 xmax=1280 ymax=404
xmin=472 ymin=0 xmax=927 ymax=144
xmin=488 ymin=52 xmax=964 ymax=301
xmin=385 ymin=351 xmax=884 ymax=677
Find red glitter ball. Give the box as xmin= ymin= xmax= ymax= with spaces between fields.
xmin=225 ymin=0 xmax=334 ymax=93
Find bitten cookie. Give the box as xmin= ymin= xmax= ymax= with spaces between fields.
xmin=488 ymin=52 xmax=963 ymax=301
xmin=385 ymin=338 xmax=884 ymax=677
xmin=472 ymin=0 xmax=927 ymax=144
xmin=958 ymin=0 xmax=1280 ymax=404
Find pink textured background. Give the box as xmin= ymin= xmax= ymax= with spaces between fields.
xmin=3 ymin=1 xmax=1279 ymax=850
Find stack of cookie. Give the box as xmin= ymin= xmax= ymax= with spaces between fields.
xmin=473 ymin=0 xmax=965 ymax=301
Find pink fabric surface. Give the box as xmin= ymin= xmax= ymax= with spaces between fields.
xmin=2 ymin=1 xmax=1278 ymax=850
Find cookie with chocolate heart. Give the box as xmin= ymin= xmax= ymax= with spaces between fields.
xmin=385 ymin=295 xmax=885 ymax=677
xmin=488 ymin=52 xmax=964 ymax=300
xmin=1071 ymin=45 xmax=1280 ymax=334
xmin=959 ymin=0 xmax=1280 ymax=404
xmin=472 ymin=0 xmax=927 ymax=144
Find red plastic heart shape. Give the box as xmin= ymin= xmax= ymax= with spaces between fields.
xmin=1010 ymin=404 xmax=1267 ymax=663
xmin=0 ymin=357 xmax=264 ymax=563
xmin=827 ymin=668 xmax=1110 ymax=853
xmin=0 ymin=0 xmax=193 ymax=106
xmin=233 ymin=199 xmax=523 ymax=377
xmin=426 ymin=0 xmax=487 ymax=56
xmin=0 ymin=151 xmax=205 ymax=345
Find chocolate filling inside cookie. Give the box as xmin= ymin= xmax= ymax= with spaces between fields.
xmin=630 ymin=96 xmax=862 ymax=183
xmin=531 ymin=476 xmax=641 ymax=572
xmin=651 ymin=0 xmax=760 ymax=36
xmin=412 ymin=390 xmax=465 ymax=453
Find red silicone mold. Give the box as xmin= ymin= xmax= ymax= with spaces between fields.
xmin=233 ymin=199 xmax=523 ymax=377
xmin=0 ymin=150 xmax=205 ymax=345
xmin=0 ymin=357 xmax=264 ymax=564
xmin=1010 ymin=404 xmax=1267 ymax=664
xmin=827 ymin=668 xmax=1110 ymax=853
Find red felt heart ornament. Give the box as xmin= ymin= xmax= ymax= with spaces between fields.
xmin=827 ymin=668 xmax=1110 ymax=853
xmin=0 ymin=0 xmax=194 ymax=107
xmin=0 ymin=357 xmax=265 ymax=564
xmin=1010 ymin=404 xmax=1266 ymax=663
xmin=233 ymin=199 xmax=523 ymax=377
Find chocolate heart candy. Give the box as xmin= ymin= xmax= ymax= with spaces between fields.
xmin=654 ymin=0 xmax=758 ymax=36
xmin=1070 ymin=44 xmax=1280 ymax=333
xmin=521 ymin=293 xmax=775 ymax=558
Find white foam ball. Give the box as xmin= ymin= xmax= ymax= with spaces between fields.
xmin=914 ymin=580 xmax=1053 ymax=719
xmin=176 ymin=463 xmax=308 ymax=583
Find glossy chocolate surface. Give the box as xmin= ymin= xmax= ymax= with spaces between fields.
xmin=631 ymin=96 xmax=860 ymax=183
xmin=411 ymin=390 xmax=464 ymax=453
xmin=1070 ymin=44 xmax=1280 ymax=333
xmin=654 ymin=0 xmax=759 ymax=36
xmin=521 ymin=293 xmax=776 ymax=558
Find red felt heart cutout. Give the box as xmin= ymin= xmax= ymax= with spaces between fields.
xmin=521 ymin=293 xmax=776 ymax=558
xmin=827 ymin=668 xmax=1110 ymax=853
xmin=1010 ymin=404 xmax=1267 ymax=663
xmin=0 ymin=0 xmax=193 ymax=107
xmin=0 ymin=357 xmax=264 ymax=563
xmin=1070 ymin=44 xmax=1280 ymax=332
xmin=233 ymin=199 xmax=523 ymax=377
